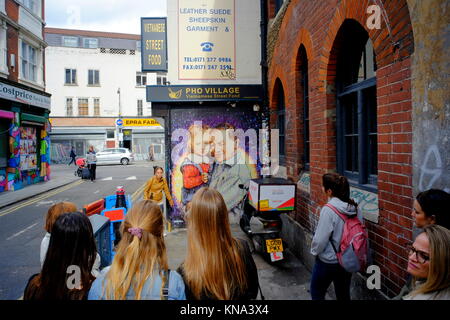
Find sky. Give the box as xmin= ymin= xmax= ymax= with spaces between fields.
xmin=45 ymin=0 xmax=167 ymax=34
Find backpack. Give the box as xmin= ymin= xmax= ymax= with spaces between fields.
xmin=325 ymin=204 xmax=368 ymax=273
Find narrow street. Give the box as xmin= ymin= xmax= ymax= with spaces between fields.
xmin=0 ymin=163 xmax=316 ymax=300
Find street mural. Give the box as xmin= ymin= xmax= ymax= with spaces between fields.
xmin=169 ymin=108 xmax=260 ymax=220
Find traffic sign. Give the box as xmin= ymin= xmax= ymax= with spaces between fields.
xmin=116 ymin=119 xmax=123 ymax=126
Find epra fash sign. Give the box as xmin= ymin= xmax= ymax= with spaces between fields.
xmin=141 ymin=17 xmax=168 ymax=71
xmin=117 ymin=118 xmax=162 ymax=127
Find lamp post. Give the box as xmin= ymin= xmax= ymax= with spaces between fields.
xmin=117 ymin=88 xmax=122 ymax=147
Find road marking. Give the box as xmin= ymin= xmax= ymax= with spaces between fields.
xmin=131 ymin=183 xmax=147 ymax=202
xmin=101 ymin=177 xmax=113 ymax=181
xmin=126 ymin=176 xmax=137 ymax=180
xmin=94 ymin=190 xmax=100 ymax=194
xmin=0 ymin=180 xmax=84 ymax=218
xmin=6 ymin=223 xmax=38 ymax=241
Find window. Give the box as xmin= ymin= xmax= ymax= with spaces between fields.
xmin=62 ymin=36 xmax=79 ymax=48
xmin=275 ymin=0 xmax=284 ymax=14
xmin=78 ymin=98 xmax=89 ymax=116
xmin=299 ymin=46 xmax=310 ymax=170
xmin=136 ymin=73 xmax=147 ymax=86
xmin=88 ymin=70 xmax=100 ymax=85
xmin=20 ymin=41 xmax=37 ymax=82
xmin=106 ymin=130 xmax=115 ymax=139
xmin=336 ymin=21 xmax=378 ymax=188
xmin=275 ymin=83 xmax=286 ymax=164
xmin=136 ymin=41 xmax=141 ymax=51
xmin=94 ymin=98 xmax=100 ymax=116
xmin=157 ymin=75 xmax=167 ymax=85
xmin=65 ymin=69 xmax=77 ymax=85
xmin=83 ymin=38 xmax=98 ymax=49
xmin=0 ymin=27 xmax=6 ymax=73
xmin=137 ymin=100 xmax=143 ymax=116
xmin=66 ymin=98 xmax=73 ymax=116
xmin=19 ymin=0 xmax=41 ymax=17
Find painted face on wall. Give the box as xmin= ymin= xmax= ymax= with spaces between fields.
xmin=211 ymin=129 xmax=236 ymax=163
xmin=407 ymin=232 xmax=430 ymax=279
xmin=412 ymin=199 xmax=435 ymax=228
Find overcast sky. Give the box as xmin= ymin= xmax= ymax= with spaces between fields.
xmin=45 ymin=0 xmax=167 ymax=34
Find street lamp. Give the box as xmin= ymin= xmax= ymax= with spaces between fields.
xmin=117 ymin=88 xmax=121 ymax=118
xmin=117 ymin=88 xmax=122 ymax=147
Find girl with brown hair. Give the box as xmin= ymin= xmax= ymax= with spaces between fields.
xmin=143 ymin=166 xmax=174 ymax=212
xmin=403 ymin=224 xmax=450 ymax=300
xmin=24 ymin=212 xmax=98 ymax=300
xmin=88 ymin=200 xmax=185 ymax=300
xmin=310 ymin=173 xmax=363 ymax=300
xmin=178 ymin=187 xmax=259 ymax=300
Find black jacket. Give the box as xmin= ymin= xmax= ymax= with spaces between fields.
xmin=178 ymin=238 xmax=259 ymax=300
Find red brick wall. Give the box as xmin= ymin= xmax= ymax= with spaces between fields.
xmin=5 ymin=0 xmax=19 ymax=81
xmin=268 ymin=0 xmax=414 ymax=297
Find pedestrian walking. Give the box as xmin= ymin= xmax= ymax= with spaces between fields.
xmin=86 ymin=146 xmax=97 ymax=182
xmin=394 ymin=188 xmax=450 ymax=299
xmin=403 ymin=224 xmax=450 ymax=300
xmin=149 ymin=145 xmax=154 ymax=161
xmin=24 ymin=212 xmax=97 ymax=300
xmin=143 ymin=166 xmax=174 ymax=213
xmin=88 ymin=200 xmax=186 ymax=300
xmin=68 ymin=146 xmax=76 ymax=166
xmin=177 ymin=187 xmax=259 ymax=300
xmin=40 ymin=202 xmax=101 ymax=277
xmin=310 ymin=173 xmax=363 ymax=300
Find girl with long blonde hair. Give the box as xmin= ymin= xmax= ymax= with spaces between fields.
xmin=404 ymin=224 xmax=450 ymax=300
xmin=178 ymin=187 xmax=259 ymax=300
xmin=88 ymin=200 xmax=186 ymax=300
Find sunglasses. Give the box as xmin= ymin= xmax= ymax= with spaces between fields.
xmin=408 ymin=245 xmax=430 ymax=264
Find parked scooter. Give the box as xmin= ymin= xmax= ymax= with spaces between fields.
xmin=238 ymin=178 xmax=296 ymax=263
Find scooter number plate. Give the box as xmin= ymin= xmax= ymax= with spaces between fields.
xmin=266 ymin=238 xmax=283 ymax=253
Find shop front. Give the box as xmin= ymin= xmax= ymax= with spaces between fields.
xmin=0 ymin=78 xmax=51 ymax=193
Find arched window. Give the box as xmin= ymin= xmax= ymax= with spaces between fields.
xmin=298 ymin=45 xmax=310 ymax=170
xmin=276 ymin=83 xmax=286 ymax=165
xmin=336 ymin=20 xmax=378 ymax=188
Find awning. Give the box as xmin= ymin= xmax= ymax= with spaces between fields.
xmin=22 ymin=113 xmax=47 ymax=126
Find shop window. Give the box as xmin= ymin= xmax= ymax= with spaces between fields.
xmin=157 ymin=75 xmax=167 ymax=85
xmin=88 ymin=70 xmax=100 ymax=86
xmin=20 ymin=41 xmax=37 ymax=82
xmin=136 ymin=73 xmax=147 ymax=86
xmin=94 ymin=98 xmax=100 ymax=116
xmin=78 ymin=98 xmax=89 ymax=116
xmin=62 ymin=36 xmax=79 ymax=48
xmin=106 ymin=130 xmax=115 ymax=139
xmin=298 ymin=45 xmax=310 ymax=171
xmin=336 ymin=20 xmax=378 ymax=189
xmin=66 ymin=97 xmax=73 ymax=116
xmin=65 ymin=68 xmax=77 ymax=85
xmin=137 ymin=100 xmax=143 ymax=116
xmin=0 ymin=119 xmax=9 ymax=168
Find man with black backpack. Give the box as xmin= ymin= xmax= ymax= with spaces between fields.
xmin=310 ymin=173 xmax=368 ymax=300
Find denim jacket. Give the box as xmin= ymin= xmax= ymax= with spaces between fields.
xmin=88 ymin=268 xmax=186 ymax=300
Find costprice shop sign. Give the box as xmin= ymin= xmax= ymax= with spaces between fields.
xmin=141 ymin=17 xmax=168 ymax=71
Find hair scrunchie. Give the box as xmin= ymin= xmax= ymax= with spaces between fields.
xmin=128 ymin=227 xmax=143 ymax=239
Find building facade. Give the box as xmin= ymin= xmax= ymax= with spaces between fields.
xmin=0 ymin=0 xmax=51 ymax=193
xmin=267 ymin=0 xmax=449 ymax=298
xmin=44 ymin=28 xmax=165 ymax=163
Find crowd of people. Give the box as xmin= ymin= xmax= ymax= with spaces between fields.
xmin=22 ymin=168 xmax=450 ymax=300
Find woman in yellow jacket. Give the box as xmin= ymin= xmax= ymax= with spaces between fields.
xmin=143 ymin=166 xmax=174 ymax=212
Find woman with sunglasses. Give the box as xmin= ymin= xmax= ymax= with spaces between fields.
xmin=403 ymin=224 xmax=450 ymax=300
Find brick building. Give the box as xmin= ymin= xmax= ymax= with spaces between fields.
xmin=267 ymin=0 xmax=449 ymax=298
xmin=0 ymin=0 xmax=51 ymax=193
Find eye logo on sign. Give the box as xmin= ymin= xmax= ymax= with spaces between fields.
xmin=200 ymin=42 xmax=214 ymax=52
xmin=168 ymin=88 xmax=183 ymax=99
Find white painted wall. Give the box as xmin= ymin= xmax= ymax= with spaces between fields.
xmin=45 ymin=46 xmax=156 ymax=117
xmin=166 ymin=0 xmax=262 ymax=85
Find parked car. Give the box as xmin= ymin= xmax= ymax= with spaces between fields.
xmin=95 ymin=148 xmax=135 ymax=165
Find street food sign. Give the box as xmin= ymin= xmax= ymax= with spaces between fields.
xmin=178 ymin=0 xmax=235 ymax=80
xmin=146 ymin=85 xmax=262 ymax=102
xmin=141 ymin=17 xmax=168 ymax=71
